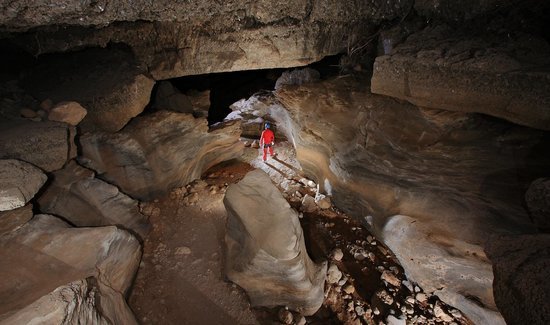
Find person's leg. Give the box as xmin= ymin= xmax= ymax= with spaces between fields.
xmin=263 ymin=147 xmax=268 ymax=161
xmin=269 ymin=145 xmax=274 ymax=157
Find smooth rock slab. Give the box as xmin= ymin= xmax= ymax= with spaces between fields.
xmin=79 ymin=111 xmax=244 ymax=200
xmin=48 ymin=101 xmax=87 ymax=126
xmin=37 ymin=160 xmax=150 ymax=239
xmin=0 ymin=159 xmax=47 ymax=211
xmin=224 ymin=169 xmax=326 ymax=315
xmin=0 ymin=204 xmax=32 ymax=236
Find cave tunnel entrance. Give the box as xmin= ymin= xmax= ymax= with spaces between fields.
xmin=149 ymin=54 xmax=344 ymax=125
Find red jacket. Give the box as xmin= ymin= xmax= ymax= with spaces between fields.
xmin=260 ymin=129 xmax=274 ymax=145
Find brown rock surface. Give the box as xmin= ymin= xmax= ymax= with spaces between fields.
xmin=224 ymin=169 xmax=327 ymax=315
xmin=153 ymin=81 xmax=193 ymax=113
xmin=0 ymin=120 xmax=76 ymax=172
xmin=47 ymin=101 xmax=87 ymax=126
xmin=4 ymin=1 xmax=412 ymax=79
xmin=0 ymin=214 xmax=141 ymax=324
xmin=485 ymin=234 xmax=550 ymax=325
xmin=525 ymin=178 xmax=550 ymax=232
xmin=270 ymin=76 xmax=550 ymax=324
xmin=79 ymin=111 xmax=244 ymax=200
xmin=37 ymin=161 xmax=150 ymax=238
xmin=371 ymin=25 xmax=550 ymax=130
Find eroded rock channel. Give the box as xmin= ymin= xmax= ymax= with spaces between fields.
xmin=1 ymin=1 xmax=549 ymax=325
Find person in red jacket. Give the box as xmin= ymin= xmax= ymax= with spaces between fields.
xmin=259 ymin=122 xmax=275 ymax=162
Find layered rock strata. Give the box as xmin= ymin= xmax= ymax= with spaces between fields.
xmin=79 ymin=111 xmax=244 ymax=200
xmin=224 ymin=169 xmax=327 ymax=315
xmin=371 ymin=25 xmax=550 ymax=130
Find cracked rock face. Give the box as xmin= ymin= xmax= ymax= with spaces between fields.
xmin=224 ymin=169 xmax=327 ymax=316
xmin=2 ymin=0 xmax=412 ymax=79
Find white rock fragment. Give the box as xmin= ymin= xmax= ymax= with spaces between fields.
xmin=331 ymin=248 xmax=343 ymax=261
xmin=327 ymin=264 xmax=342 ymax=284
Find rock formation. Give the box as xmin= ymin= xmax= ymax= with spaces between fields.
xmin=371 ymin=25 xmax=550 ymax=130
xmin=0 ymin=204 xmax=32 ymax=236
xmin=153 ymin=81 xmax=193 ymax=114
xmin=0 ymin=120 xmax=76 ymax=172
xmin=265 ymin=76 xmax=550 ymax=324
xmin=21 ymin=47 xmax=155 ymax=133
xmin=37 ymin=160 xmax=150 ymax=239
xmin=0 ymin=159 xmax=47 ymax=211
xmin=0 ymin=214 xmax=141 ymax=324
xmin=47 ymin=101 xmax=88 ymax=126
xmin=1 ymin=1 xmax=412 ymax=79
xmin=224 ymin=169 xmax=327 ymax=315
xmin=79 ymin=111 xmax=244 ymax=200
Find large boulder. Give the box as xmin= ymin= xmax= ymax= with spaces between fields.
xmin=0 ymin=120 xmax=76 ymax=172
xmin=79 ymin=111 xmax=244 ymax=200
xmin=271 ymin=77 xmax=550 ymax=324
xmin=525 ymin=178 xmax=550 ymax=232
xmin=37 ymin=160 xmax=150 ymax=239
xmin=21 ymin=47 xmax=154 ymax=133
xmin=0 ymin=159 xmax=47 ymax=211
xmin=371 ymin=25 xmax=550 ymax=130
xmin=485 ymin=234 xmax=550 ymax=325
xmin=223 ymin=169 xmax=326 ymax=315
xmin=3 ymin=1 xmax=412 ymax=79
xmin=0 ymin=214 xmax=141 ymax=324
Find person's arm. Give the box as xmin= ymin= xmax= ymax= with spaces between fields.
xmin=259 ymin=131 xmax=264 ymax=147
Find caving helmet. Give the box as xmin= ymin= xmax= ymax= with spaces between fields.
xmin=265 ymin=122 xmax=271 ymax=129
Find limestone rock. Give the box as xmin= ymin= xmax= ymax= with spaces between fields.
xmin=525 ymin=178 xmax=550 ymax=232
xmin=224 ymin=169 xmax=327 ymax=316
xmin=187 ymin=89 xmax=211 ymax=118
xmin=153 ymin=81 xmax=193 ymax=114
xmin=79 ymin=111 xmax=244 ymax=200
xmin=0 ymin=214 xmax=141 ymax=324
xmin=331 ymin=248 xmax=343 ymax=261
xmin=485 ymin=233 xmax=550 ymax=325
xmin=37 ymin=160 xmax=150 ymax=238
xmin=301 ymin=194 xmax=317 ymax=213
xmin=0 ymin=159 xmax=47 ymax=211
xmin=5 ymin=1 xmax=412 ymax=80
xmin=48 ymin=101 xmax=87 ymax=126
xmin=371 ymin=25 xmax=550 ymax=130
xmin=271 ymin=76 xmax=550 ymax=324
xmin=278 ymin=308 xmax=293 ymax=325
xmin=19 ymin=108 xmax=36 ymax=118
xmin=0 ymin=204 xmax=32 ymax=236
xmin=0 ymin=120 xmax=76 ymax=172
xmin=21 ymin=47 xmax=154 ymax=133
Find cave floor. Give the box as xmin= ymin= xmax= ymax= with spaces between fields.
xmin=129 ymin=141 xmax=471 ymax=325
